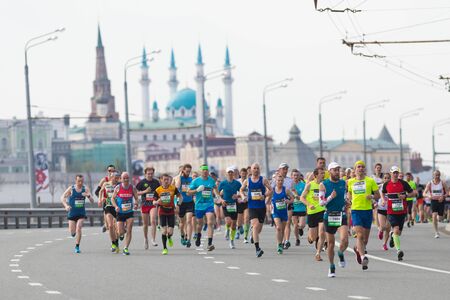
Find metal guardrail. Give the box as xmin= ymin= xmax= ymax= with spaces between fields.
xmin=0 ymin=208 xmax=143 ymax=229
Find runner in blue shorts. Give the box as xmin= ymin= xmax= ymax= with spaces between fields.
xmin=271 ymin=175 xmax=294 ymax=254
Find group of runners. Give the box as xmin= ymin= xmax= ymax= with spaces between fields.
xmin=60 ymin=158 xmax=449 ymax=277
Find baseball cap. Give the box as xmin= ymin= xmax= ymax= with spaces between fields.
xmin=390 ymin=166 xmax=400 ymax=173
xmin=354 ymin=160 xmax=366 ymax=168
xmin=279 ymin=163 xmax=289 ymax=169
xmin=327 ymin=162 xmax=340 ymax=171
xmin=226 ymin=166 xmax=234 ymax=173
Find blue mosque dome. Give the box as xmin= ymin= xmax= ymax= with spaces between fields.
xmin=167 ymin=88 xmax=196 ymax=110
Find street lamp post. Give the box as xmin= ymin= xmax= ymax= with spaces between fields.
xmin=24 ymin=28 xmax=65 ymax=208
xmin=363 ymin=99 xmax=389 ymax=165
xmin=432 ymin=118 xmax=450 ymax=171
xmin=262 ymin=78 xmax=293 ymax=177
xmin=123 ymin=50 xmax=160 ymax=175
xmin=399 ymin=108 xmax=423 ymax=171
xmin=318 ymin=91 xmax=346 ymax=157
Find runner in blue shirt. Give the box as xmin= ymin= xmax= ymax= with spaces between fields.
xmin=271 ymin=175 xmax=294 ymax=254
xmin=291 ymin=169 xmax=307 ymax=246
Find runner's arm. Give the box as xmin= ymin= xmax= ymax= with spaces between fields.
xmin=84 ymin=187 xmax=94 ymax=204
xmin=111 ymin=186 xmax=119 ymax=211
xmin=300 ymin=183 xmax=311 ymax=207
xmin=60 ymin=186 xmax=72 ymax=210
xmin=95 ymin=177 xmax=106 ymax=197
xmin=286 ymin=189 xmax=294 ymax=204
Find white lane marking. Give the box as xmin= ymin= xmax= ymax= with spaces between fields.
xmin=246 ymin=272 xmax=261 ymax=276
xmin=198 ymin=252 xmax=207 ymax=255
xmin=14 ymin=255 xmax=23 ymax=257
xmin=6 ymin=232 xmax=14 ymax=235
xmin=11 ymin=269 xmax=22 ymax=273
xmin=20 ymin=251 xmax=29 ymax=253
xmin=227 ymin=266 xmax=240 ymax=270
xmin=46 ymin=291 xmax=61 ymax=295
xmin=272 ymin=279 xmax=289 ymax=283
xmin=213 ymin=261 xmax=225 ymax=264
xmin=35 ymin=244 xmax=43 ymax=246
xmin=44 ymin=241 xmax=53 ymax=243
xmin=66 ymin=237 xmax=72 ymax=239
xmin=82 ymin=234 xmax=87 ymax=237
xmin=306 ymin=287 xmax=326 ymax=291
xmin=204 ymin=256 xmax=215 ymax=259
xmin=55 ymin=238 xmax=63 ymax=241
xmin=29 ymin=283 xmax=42 ymax=286
xmin=18 ymin=276 xmax=29 ymax=279
xmin=10 ymin=259 xmax=20 ymax=262
xmin=195 ymin=248 xmax=204 ymax=251
xmin=27 ymin=247 xmax=36 ymax=250
xmin=348 ymin=296 xmax=371 ymax=300
xmin=340 ymin=242 xmax=450 ymax=275
xmin=9 ymin=264 xmax=19 ymax=267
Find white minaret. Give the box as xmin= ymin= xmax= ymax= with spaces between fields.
xmin=152 ymin=100 xmax=159 ymax=122
xmin=140 ymin=47 xmax=150 ymax=121
xmin=195 ymin=44 xmax=205 ymax=125
xmin=168 ymin=48 xmax=179 ymax=100
xmin=216 ymin=98 xmax=224 ymax=134
xmin=223 ymin=46 xmax=234 ymax=135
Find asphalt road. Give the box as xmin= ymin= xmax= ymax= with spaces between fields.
xmin=1 ymin=222 xmax=450 ymax=300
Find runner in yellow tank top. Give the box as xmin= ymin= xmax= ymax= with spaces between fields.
xmin=301 ymin=167 xmax=326 ymax=261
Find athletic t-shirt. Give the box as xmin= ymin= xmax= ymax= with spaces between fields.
xmin=293 ymin=181 xmax=306 ymax=212
xmin=406 ymin=180 xmax=417 ymax=202
xmin=155 ymin=185 xmax=179 ymax=216
xmin=219 ymin=179 xmax=242 ymax=204
xmin=382 ymin=179 xmax=413 ymax=215
xmin=306 ymin=181 xmax=325 ymax=215
xmin=136 ymin=178 xmax=160 ymax=207
xmin=189 ymin=176 xmax=216 ymax=211
xmin=348 ymin=176 xmax=378 ymax=210
xmin=323 ymin=179 xmax=346 ymax=213
xmin=179 ymin=176 xmax=193 ymax=203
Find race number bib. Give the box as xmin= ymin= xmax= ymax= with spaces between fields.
xmin=227 ymin=203 xmax=237 ymax=213
xmin=144 ymin=193 xmax=155 ymax=206
xmin=251 ymin=190 xmax=263 ymax=200
xmin=353 ymin=181 xmax=366 ymax=195
xmin=201 ymin=189 xmax=212 ymax=199
xmin=121 ymin=202 xmax=132 ymax=212
xmin=313 ymin=189 xmax=319 ymax=200
xmin=160 ymin=193 xmax=171 ymax=205
xmin=181 ymin=184 xmax=189 ymax=193
xmin=432 ymin=189 xmax=443 ymax=197
xmin=328 ymin=211 xmax=342 ymax=227
xmin=391 ymin=199 xmax=404 ymax=212
xmin=74 ymin=199 xmax=85 ymax=208
xmin=275 ymin=199 xmax=286 ymax=210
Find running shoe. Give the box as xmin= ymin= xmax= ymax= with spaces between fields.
xmin=235 ymin=232 xmax=240 ymax=240
xmin=362 ymin=256 xmax=369 ymax=270
xmin=250 ymin=236 xmax=254 ymax=244
xmin=157 ymin=225 xmax=161 ymax=231
xmin=202 ymin=224 xmax=208 ymax=231
xmin=397 ymin=250 xmax=404 ymax=261
xmin=229 ymin=240 xmax=235 ymax=249
xmin=111 ymin=244 xmax=118 ymax=253
xmin=162 ymin=248 xmax=168 ymax=255
xmin=295 ymin=239 xmax=300 ymax=246
xmin=299 ymin=228 xmax=304 ymax=236
xmin=338 ymin=251 xmax=346 ymax=268
xmin=151 ymin=240 xmax=158 ymax=247
xmin=383 ymin=244 xmax=388 ymax=251
xmin=328 ymin=265 xmax=336 ymax=278
xmin=119 ymin=235 xmax=124 ymax=241
xmin=239 ymin=226 xmax=244 ymax=234
xmin=74 ymin=246 xmax=80 ymax=254
xmin=277 ymin=245 xmax=283 ymax=255
xmin=168 ymin=237 xmax=173 ymax=247
xmin=435 ymin=232 xmax=440 ymax=239
xmin=186 ymin=240 xmax=191 ymax=248
xmin=256 ymin=248 xmax=264 ymax=258
xmin=407 ymin=221 xmax=411 ymax=228
xmin=284 ymin=240 xmax=291 ymax=249
xmin=389 ymin=232 xmax=395 ymax=248
xmin=315 ymin=253 xmax=322 ymax=261
xmin=243 ymin=238 xmax=249 ymax=244
xmin=193 ymin=233 xmax=198 ymax=240
xmin=378 ymin=230 xmax=383 ymax=240
xmin=195 ymin=234 xmax=202 ymax=247
xmin=207 ymin=244 xmax=215 ymax=251
xmin=123 ymin=247 xmax=130 ymax=256
xmin=181 ymin=238 xmax=186 ymax=246
xmin=354 ymin=246 xmax=362 ymax=264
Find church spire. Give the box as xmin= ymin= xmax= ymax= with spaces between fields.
xmin=97 ymin=24 xmax=103 ymax=48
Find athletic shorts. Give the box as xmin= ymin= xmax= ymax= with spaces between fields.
xmin=307 ymin=211 xmax=324 ymax=228
xmin=272 ymin=210 xmax=288 ymax=222
xmin=407 ymin=201 xmax=413 ymax=214
xmin=417 ymin=198 xmax=424 ymax=206
xmin=160 ymin=214 xmax=175 ymax=228
xmin=237 ymin=202 xmax=248 ymax=214
xmin=293 ymin=211 xmax=306 ymax=217
xmin=249 ymin=207 xmax=266 ymax=224
xmin=324 ymin=213 xmax=348 ymax=234
xmin=117 ymin=212 xmax=134 ymax=222
xmin=377 ymin=209 xmax=387 ymax=216
xmin=388 ymin=214 xmax=406 ymax=231
xmin=431 ymin=201 xmax=445 ymax=217
xmin=223 ymin=206 xmax=238 ymax=220
xmin=104 ymin=206 xmax=117 ymax=218
xmin=351 ymin=210 xmax=373 ymax=229
xmin=68 ymin=215 xmax=86 ymax=222
xmin=195 ymin=206 xmax=215 ymax=219
xmin=178 ymin=202 xmax=194 ymax=218
xmin=141 ymin=205 xmax=156 ymax=214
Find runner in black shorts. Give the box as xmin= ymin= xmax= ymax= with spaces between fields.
xmin=99 ymin=171 xmax=120 ymax=252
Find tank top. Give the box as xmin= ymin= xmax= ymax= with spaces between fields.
xmin=306 ymin=181 xmax=325 ymax=215
xmin=272 ymin=186 xmax=288 ymax=212
xmin=68 ymin=185 xmax=86 ymax=217
xmin=180 ymin=176 xmax=193 ymax=203
xmin=248 ymin=176 xmax=266 ymax=209
xmin=103 ymin=182 xmax=115 ymax=207
xmin=430 ymin=181 xmax=445 ymax=199
xmin=116 ymin=183 xmax=134 ymax=214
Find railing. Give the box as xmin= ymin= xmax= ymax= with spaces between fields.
xmin=0 ymin=208 xmax=143 ymax=229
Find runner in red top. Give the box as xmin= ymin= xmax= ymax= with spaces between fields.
xmin=381 ymin=166 xmax=414 ymax=261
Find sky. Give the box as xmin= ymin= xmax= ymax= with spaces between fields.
xmin=1 ymin=0 xmax=450 ymax=173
